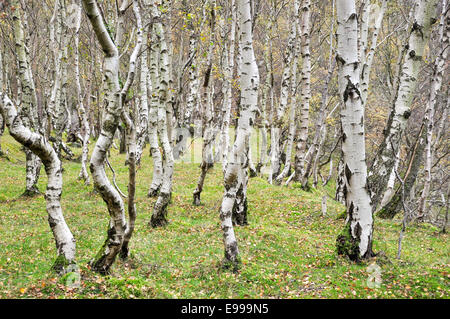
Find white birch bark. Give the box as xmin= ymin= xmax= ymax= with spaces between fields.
xmin=82 ymin=0 xmax=127 ymax=274
xmin=219 ymin=0 xmax=259 ymax=268
xmin=0 ymin=93 xmax=76 ymax=273
xmin=418 ymin=0 xmax=448 ymax=219
xmin=135 ymin=7 xmax=150 ymax=166
xmin=150 ymin=0 xmax=175 ymax=228
xmin=368 ymin=0 xmax=439 ymax=210
xmin=147 ymin=18 xmax=164 ymax=197
xmin=269 ymin=1 xmax=299 ymax=182
xmin=220 ymin=0 xmax=236 ymax=173
xmin=193 ymin=0 xmax=216 ymax=205
xmin=294 ymin=0 xmax=312 ymax=186
xmin=12 ymin=0 xmax=42 ymax=196
xmin=74 ymin=1 xmax=90 ymax=185
xmin=335 ymin=0 xmax=373 ymax=260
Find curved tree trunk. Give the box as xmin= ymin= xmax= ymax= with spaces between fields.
xmin=1 ymin=93 xmax=76 ymax=273
xmin=83 ymin=0 xmax=127 ymax=275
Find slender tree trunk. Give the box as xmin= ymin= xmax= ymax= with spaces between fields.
xmin=270 ymin=0 xmax=299 ymax=182
xmin=147 ymin=18 xmax=164 ymax=198
xmin=74 ymin=1 xmax=90 ymax=185
xmin=417 ymin=0 xmax=448 ymax=220
xmin=12 ymin=0 xmax=41 ymax=196
xmin=219 ymin=0 xmax=259 ymax=269
xmin=150 ymin=0 xmax=175 ymax=228
xmin=294 ymin=0 xmax=312 ymax=186
xmin=368 ymin=0 xmax=439 ymax=211
xmin=193 ymin=0 xmax=216 ymax=206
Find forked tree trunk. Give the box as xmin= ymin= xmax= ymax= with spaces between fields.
xmin=335 ymin=0 xmax=374 ymax=261
xmin=83 ymin=0 xmax=127 ymax=274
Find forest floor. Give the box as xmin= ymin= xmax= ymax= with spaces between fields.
xmin=0 ymin=131 xmax=448 ymax=299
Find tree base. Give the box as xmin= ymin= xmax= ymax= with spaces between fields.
xmin=221 ymin=256 xmax=241 ymax=273
xmin=51 ymin=255 xmax=75 ymax=275
xmin=21 ymin=186 xmax=41 ymax=198
xmin=193 ymin=192 xmax=201 ymax=206
xmin=150 ymin=192 xmax=171 ymax=228
xmin=336 ymin=223 xmax=374 ymax=262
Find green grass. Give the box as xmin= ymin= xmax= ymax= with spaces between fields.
xmin=0 ymin=132 xmax=448 ymax=299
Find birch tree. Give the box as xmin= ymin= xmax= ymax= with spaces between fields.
xmin=1 ymin=94 xmax=76 ymax=274
xmin=335 ymin=0 xmax=374 ymax=261
xmin=417 ymin=0 xmax=448 ymax=220
xmin=294 ymin=0 xmax=312 ymax=187
xmin=82 ymin=0 xmax=142 ymax=273
xmin=368 ymin=0 xmax=439 ymax=211
xmin=149 ymin=0 xmax=175 ymax=228
xmin=12 ymin=0 xmax=42 ymax=196
xmin=219 ymin=0 xmax=259 ymax=269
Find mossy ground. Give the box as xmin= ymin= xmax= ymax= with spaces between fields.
xmin=0 ymin=131 xmax=448 ymax=299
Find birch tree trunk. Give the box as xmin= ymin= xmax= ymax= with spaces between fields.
xmin=219 ymin=0 xmax=259 ymax=269
xmin=335 ymin=0 xmax=374 ymax=261
xmin=147 ymin=18 xmax=164 ymax=198
xmin=269 ymin=1 xmax=299 ymax=182
xmin=0 ymin=93 xmax=76 ymax=273
xmin=368 ymin=0 xmax=439 ymax=211
xmin=417 ymin=0 xmax=448 ymax=220
xmin=220 ymin=0 xmax=236 ymax=174
xmin=150 ymin=0 xmax=175 ymax=228
xmin=74 ymin=1 xmax=90 ymax=185
xmin=294 ymin=0 xmax=312 ymax=187
xmin=135 ymin=8 xmax=150 ymax=166
xmin=12 ymin=0 xmax=42 ymax=196
xmin=82 ymin=0 xmax=127 ymax=274
xmin=193 ymin=0 xmax=216 ymax=206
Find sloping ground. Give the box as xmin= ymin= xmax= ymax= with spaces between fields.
xmin=0 ymin=132 xmax=448 ymax=299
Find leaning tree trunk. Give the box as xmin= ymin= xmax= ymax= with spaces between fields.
xmin=417 ymin=0 xmax=448 ymax=220
xmin=377 ymin=123 xmax=426 ymax=219
xmin=0 ymin=93 xmax=76 ymax=274
xmin=368 ymin=0 xmax=439 ymax=211
xmin=119 ymin=0 xmax=142 ymax=258
xmin=275 ymin=8 xmax=300 ymax=184
xmin=219 ymin=0 xmax=259 ymax=270
xmin=335 ymin=0 xmax=374 ymax=261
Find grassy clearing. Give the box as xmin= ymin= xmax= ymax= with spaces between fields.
xmin=0 ymin=132 xmax=448 ymax=299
